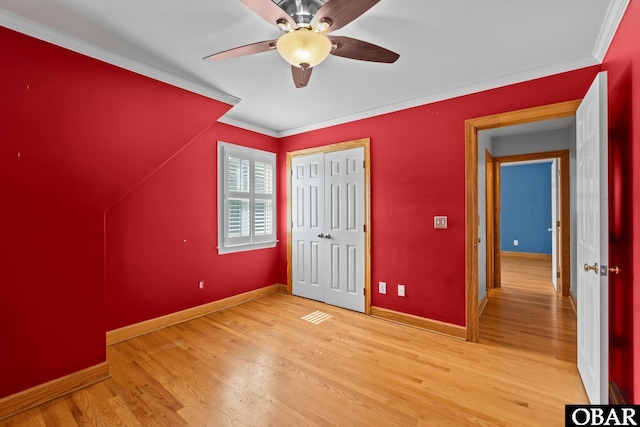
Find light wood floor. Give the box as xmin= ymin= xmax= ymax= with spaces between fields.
xmin=2 ymin=257 xmax=586 ymax=426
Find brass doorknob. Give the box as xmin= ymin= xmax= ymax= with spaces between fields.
xmin=584 ymin=263 xmax=599 ymax=274
xmin=609 ymin=266 xmax=621 ymax=275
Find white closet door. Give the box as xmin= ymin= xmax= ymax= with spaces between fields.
xmin=291 ymin=153 xmax=326 ymax=302
xmin=291 ymin=147 xmax=365 ymax=313
xmin=323 ymin=147 xmax=365 ymax=313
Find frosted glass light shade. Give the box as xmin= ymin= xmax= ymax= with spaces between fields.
xmin=276 ymin=29 xmax=332 ymax=68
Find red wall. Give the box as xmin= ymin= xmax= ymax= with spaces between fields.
xmin=106 ymin=123 xmax=280 ymax=329
xmin=0 ymin=27 xmax=231 ymax=398
xmin=278 ymin=67 xmax=601 ymax=327
xmin=601 ymin=0 xmax=639 ymax=403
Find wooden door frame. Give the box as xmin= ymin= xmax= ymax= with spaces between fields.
xmin=465 ymin=100 xmax=580 ymax=342
xmin=490 ymin=150 xmax=571 ymax=297
xmin=286 ymin=138 xmax=372 ymax=314
xmin=485 ymin=150 xmax=496 ymax=290
xmin=494 ymin=160 xmax=502 ymax=288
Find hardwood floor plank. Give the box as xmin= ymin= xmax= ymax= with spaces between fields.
xmin=1 ymin=260 xmax=586 ymax=426
xmin=39 ymin=401 xmax=77 ymax=427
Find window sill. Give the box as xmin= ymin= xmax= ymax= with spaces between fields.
xmin=217 ymin=241 xmax=277 ymax=255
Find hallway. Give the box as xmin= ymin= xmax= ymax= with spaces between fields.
xmin=481 ymin=255 xmax=584 ymax=377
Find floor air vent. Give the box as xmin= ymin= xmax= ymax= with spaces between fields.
xmin=302 ymin=311 xmax=332 ymax=324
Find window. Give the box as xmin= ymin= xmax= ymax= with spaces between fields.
xmin=218 ymin=142 xmax=276 ymax=254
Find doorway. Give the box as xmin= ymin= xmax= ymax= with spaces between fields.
xmin=489 ymin=151 xmax=570 ymax=296
xmin=286 ymin=138 xmax=372 ymax=314
xmin=464 ymin=100 xmax=581 ymax=342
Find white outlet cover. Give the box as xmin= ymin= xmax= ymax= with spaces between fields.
xmin=398 ymin=284 xmax=405 ymax=297
xmin=514 ymin=240 xmax=519 ymax=246
xmin=379 ymin=281 xmax=387 ymax=294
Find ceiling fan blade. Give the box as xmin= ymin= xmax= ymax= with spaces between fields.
xmin=203 ymin=40 xmax=278 ymax=62
xmin=291 ymin=65 xmax=313 ymax=88
xmin=242 ymin=0 xmax=298 ymax=29
xmin=329 ymin=36 xmax=399 ymax=63
xmin=314 ymin=0 xmax=379 ymax=32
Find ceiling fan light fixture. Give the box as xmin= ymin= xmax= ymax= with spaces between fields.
xmin=276 ymin=28 xmax=332 ymax=68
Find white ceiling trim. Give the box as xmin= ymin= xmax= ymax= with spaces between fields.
xmin=217 ymin=116 xmax=279 ymax=138
xmin=275 ymin=54 xmax=599 ymax=138
xmin=593 ymin=0 xmax=630 ymax=62
xmin=0 ymin=9 xmax=241 ymax=107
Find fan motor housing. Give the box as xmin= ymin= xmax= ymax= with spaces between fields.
xmin=274 ymin=0 xmax=327 ymax=27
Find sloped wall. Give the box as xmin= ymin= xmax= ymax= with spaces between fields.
xmin=105 ymin=123 xmax=279 ymax=330
xmin=0 ymin=26 xmax=231 ymax=398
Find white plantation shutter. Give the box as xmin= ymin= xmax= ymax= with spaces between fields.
xmin=227 ymin=199 xmax=250 ymax=238
xmin=252 ymin=156 xmax=275 ymax=243
xmin=226 ymin=155 xmax=250 ymax=243
xmin=218 ymin=142 xmax=276 ymax=254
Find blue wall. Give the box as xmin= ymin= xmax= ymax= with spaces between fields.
xmin=500 ymin=162 xmax=552 ymax=254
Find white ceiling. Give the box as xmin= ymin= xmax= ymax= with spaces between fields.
xmin=0 ymin=0 xmax=628 ymax=137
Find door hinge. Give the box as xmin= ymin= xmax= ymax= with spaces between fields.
xmin=291 ymin=169 xmax=294 ymax=176
xmin=363 ymin=160 xmax=365 ymax=169
xmin=556 ymin=221 xmax=561 ymax=227
xmin=363 ymin=288 xmax=366 ymax=296
xmin=363 ymin=224 xmax=366 ymax=232
xmin=557 ymin=272 xmax=561 ymax=278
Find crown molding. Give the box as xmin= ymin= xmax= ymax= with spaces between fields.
xmin=593 ymin=0 xmax=630 ymax=62
xmin=217 ymin=116 xmax=279 ymax=138
xmin=276 ymin=54 xmax=599 ymax=138
xmin=0 ymin=10 xmax=241 ymax=107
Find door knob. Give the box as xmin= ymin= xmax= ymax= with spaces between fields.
xmin=317 ymin=233 xmax=324 ymax=238
xmin=548 ymin=227 xmax=553 ymax=232
xmin=584 ymin=262 xmax=599 ymax=274
xmin=324 ymin=234 xmax=331 ymax=239
xmin=609 ymin=266 xmax=621 ymax=275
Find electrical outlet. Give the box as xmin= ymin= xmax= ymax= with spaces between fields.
xmin=514 ymin=240 xmax=519 ymax=246
xmin=198 ymin=280 xmax=205 ymax=290
xmin=379 ymin=281 xmax=387 ymax=294
xmin=398 ymin=284 xmax=405 ymax=297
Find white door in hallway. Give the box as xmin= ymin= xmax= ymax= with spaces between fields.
xmin=291 ymin=147 xmax=365 ymax=312
xmin=551 ymin=158 xmax=558 ymax=291
xmin=576 ymin=71 xmax=608 ymax=404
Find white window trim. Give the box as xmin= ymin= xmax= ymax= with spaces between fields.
xmin=217 ymin=141 xmax=277 ymax=255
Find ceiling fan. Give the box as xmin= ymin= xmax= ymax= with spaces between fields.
xmin=203 ymin=0 xmax=399 ymax=88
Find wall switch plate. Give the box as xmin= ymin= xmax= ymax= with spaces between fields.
xmin=514 ymin=240 xmax=519 ymax=246
xmin=398 ymin=284 xmax=405 ymax=297
xmin=434 ymin=216 xmax=448 ymax=229
xmin=379 ymin=281 xmax=386 ymax=294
